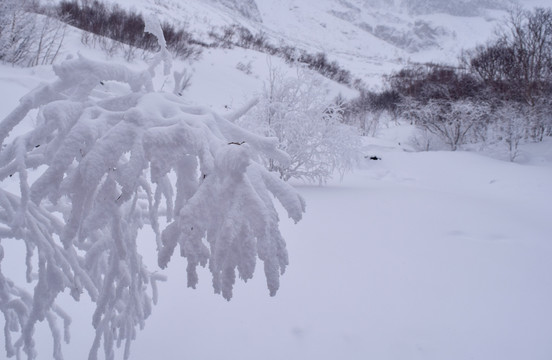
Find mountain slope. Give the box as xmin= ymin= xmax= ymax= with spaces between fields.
xmin=94 ymin=0 xmax=521 ymax=87
xmin=84 ymin=0 xmax=552 ymax=89
xmin=2 ymin=1 xmax=552 ymax=359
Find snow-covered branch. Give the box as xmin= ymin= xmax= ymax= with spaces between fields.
xmin=0 ymin=21 xmax=304 ymax=360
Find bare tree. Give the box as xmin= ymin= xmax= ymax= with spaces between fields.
xmin=0 ymin=0 xmax=35 ymax=65
xmin=28 ymin=15 xmax=68 ymax=66
xmin=468 ymin=7 xmax=552 ymax=106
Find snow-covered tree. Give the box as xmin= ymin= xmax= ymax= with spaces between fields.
xmin=404 ymin=98 xmax=489 ymax=151
xmin=489 ymin=103 xmax=526 ymax=161
xmin=240 ymin=65 xmax=361 ymax=183
xmin=0 ymin=18 xmax=305 ymax=360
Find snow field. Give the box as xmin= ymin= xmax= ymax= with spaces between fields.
xmin=124 ymin=135 xmax=552 ymax=360
xmin=2 ymin=85 xmax=552 ymax=359
xmin=1 ymin=1 xmax=552 ymax=357
xmin=12 ymin=138 xmax=552 ymax=359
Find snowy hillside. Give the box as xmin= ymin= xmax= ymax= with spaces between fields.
xmin=40 ymin=0 xmax=549 ymax=87
xmin=79 ymin=0 xmax=520 ymax=87
xmin=1 ymin=0 xmax=552 ymax=359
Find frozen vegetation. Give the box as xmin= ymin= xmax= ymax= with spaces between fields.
xmin=0 ymin=0 xmax=551 ymax=359
xmin=0 ymin=18 xmax=304 ymax=360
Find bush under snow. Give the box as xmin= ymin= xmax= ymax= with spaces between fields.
xmin=240 ymin=66 xmax=361 ymax=183
xmin=0 ymin=20 xmax=304 ymax=360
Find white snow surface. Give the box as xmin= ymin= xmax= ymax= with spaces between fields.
xmin=2 ymin=61 xmax=551 ymax=359
xmin=59 ymin=134 xmax=552 ymax=360
xmin=1 ymin=1 xmax=552 ymax=359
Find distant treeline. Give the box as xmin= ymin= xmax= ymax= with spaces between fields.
xmin=56 ymin=0 xmax=203 ymax=60
xmin=208 ymin=24 xmax=356 ymax=86
xmin=342 ymin=7 xmax=552 ymax=159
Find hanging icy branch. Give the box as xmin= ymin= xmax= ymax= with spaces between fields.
xmin=0 ymin=16 xmax=304 ymax=360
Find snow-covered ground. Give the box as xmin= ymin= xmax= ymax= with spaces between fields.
xmin=127 ymin=134 xmax=552 ymax=360
xmin=45 ymin=130 xmax=551 ymax=360
xmin=1 ymin=1 xmax=552 ymax=359
xmin=3 ymin=57 xmax=550 ymax=358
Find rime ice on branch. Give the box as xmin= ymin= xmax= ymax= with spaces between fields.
xmin=0 ymin=18 xmax=304 ymax=360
